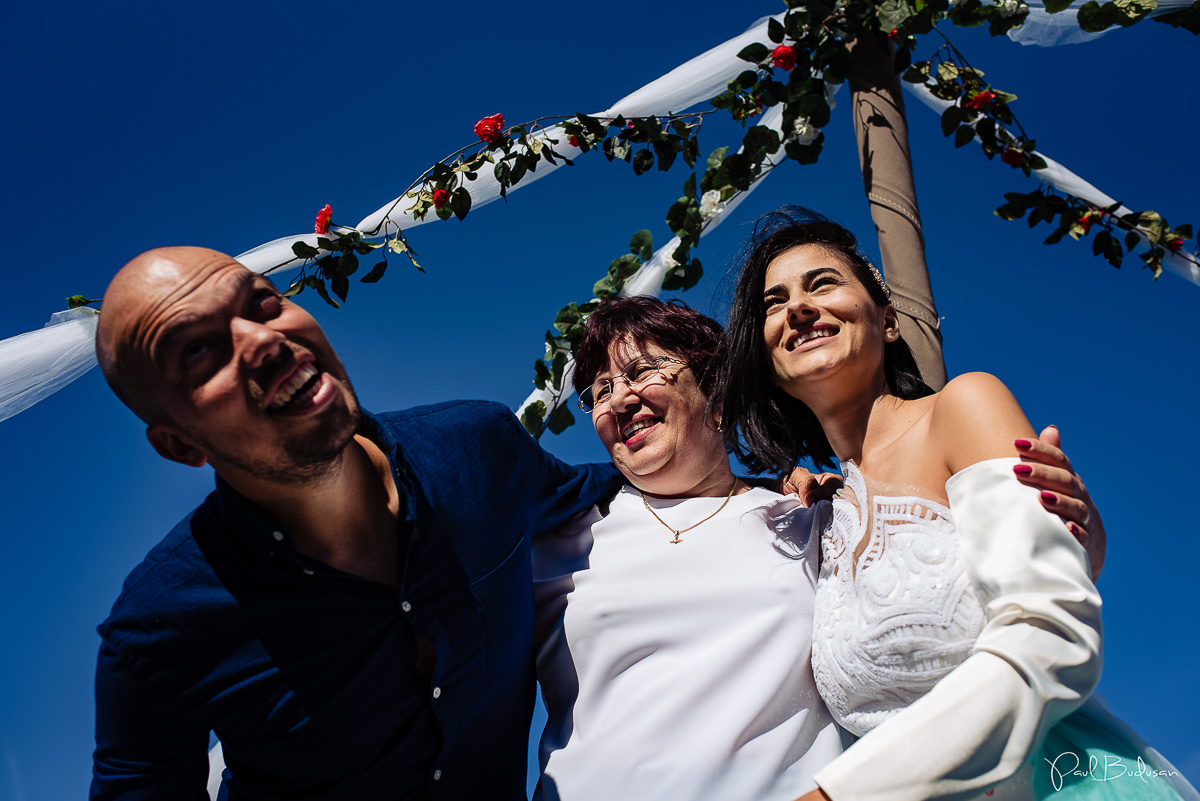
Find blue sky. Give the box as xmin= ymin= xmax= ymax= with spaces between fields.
xmin=2 ymin=2 xmax=1197 ymax=798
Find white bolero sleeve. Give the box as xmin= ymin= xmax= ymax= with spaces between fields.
xmin=813 ymin=458 xmax=1103 ymax=801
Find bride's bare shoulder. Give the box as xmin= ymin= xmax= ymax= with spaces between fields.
xmin=928 ymin=373 xmax=1036 ymax=473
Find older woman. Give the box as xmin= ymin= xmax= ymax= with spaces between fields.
xmin=720 ymin=207 xmax=1196 ymax=801
xmin=531 ymin=295 xmax=1099 ymax=801
xmin=532 ymin=296 xmax=842 ymax=801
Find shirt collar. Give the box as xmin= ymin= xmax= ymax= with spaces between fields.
xmin=209 ymin=407 xmax=418 ymax=560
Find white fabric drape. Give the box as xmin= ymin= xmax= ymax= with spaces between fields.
xmin=233 ymin=14 xmax=785 ymax=276
xmin=0 ymin=309 xmax=99 ymax=424
xmin=1009 ymin=0 xmax=1196 ymax=47
xmin=904 ymin=82 xmax=1200 ymax=286
xmin=1 ymin=12 xmax=1196 ymax=425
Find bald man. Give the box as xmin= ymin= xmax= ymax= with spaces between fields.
xmin=89 ymin=248 xmax=624 ymax=800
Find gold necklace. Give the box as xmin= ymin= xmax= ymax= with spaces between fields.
xmin=640 ymin=478 xmax=739 ymax=544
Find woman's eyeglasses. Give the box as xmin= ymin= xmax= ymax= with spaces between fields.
xmin=578 ymin=355 xmax=688 ymax=413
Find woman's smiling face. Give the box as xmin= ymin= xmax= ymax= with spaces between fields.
xmin=589 ymin=340 xmax=728 ymax=498
xmin=761 ymin=244 xmax=897 ymax=401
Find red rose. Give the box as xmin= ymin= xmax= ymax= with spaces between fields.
xmin=569 ymin=135 xmax=580 ymax=147
xmin=474 ymin=113 xmax=505 ymax=144
xmin=888 ymin=28 xmax=900 ymax=39
xmin=432 ymin=189 xmax=450 ymax=210
xmin=964 ymin=91 xmax=996 ymax=112
xmin=314 ymin=204 xmax=333 ymax=235
xmin=772 ymin=45 xmax=796 ymax=71
xmin=1001 ymin=149 xmax=1024 ymax=168
xmin=1166 ymin=237 xmax=1184 ymax=253
xmin=1078 ymin=210 xmax=1106 ymax=234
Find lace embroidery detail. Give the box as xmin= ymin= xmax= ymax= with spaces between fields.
xmin=812 ymin=462 xmax=985 ymax=737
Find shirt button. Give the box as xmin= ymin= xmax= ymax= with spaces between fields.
xmin=303 ymin=567 xmax=314 ymax=576
xmin=401 ymin=601 xmax=412 ymax=613
xmin=272 ymin=531 xmax=285 ymax=542
xmin=432 ymin=686 xmax=442 ymax=699
xmin=433 ymin=769 xmax=443 ymax=781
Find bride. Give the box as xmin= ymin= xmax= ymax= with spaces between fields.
xmin=719 ymin=206 xmax=1197 ymax=801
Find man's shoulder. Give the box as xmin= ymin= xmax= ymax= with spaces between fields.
xmin=98 ymin=495 xmax=230 ymax=649
xmin=372 ymin=400 xmax=534 ymax=457
xmin=373 ymin=399 xmax=517 ymax=431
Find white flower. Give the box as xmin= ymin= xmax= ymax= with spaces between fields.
xmin=995 ymin=0 xmax=1025 ymax=16
xmin=791 ymin=117 xmax=818 ymax=146
xmin=700 ymin=190 xmax=726 ymax=221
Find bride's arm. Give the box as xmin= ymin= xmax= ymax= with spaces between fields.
xmin=808 ymin=373 xmax=1102 ymax=801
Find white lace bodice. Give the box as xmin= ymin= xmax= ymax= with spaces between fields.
xmin=811 ymin=461 xmax=985 ymax=737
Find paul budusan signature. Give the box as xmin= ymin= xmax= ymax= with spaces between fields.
xmin=1045 ymin=751 xmax=1181 ymax=791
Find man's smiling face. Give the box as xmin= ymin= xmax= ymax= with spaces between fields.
xmin=97 ymin=247 xmax=361 ymax=484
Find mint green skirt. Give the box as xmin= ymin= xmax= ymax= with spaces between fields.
xmin=1031 ymin=698 xmax=1197 ymax=801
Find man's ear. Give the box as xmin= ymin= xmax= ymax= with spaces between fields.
xmin=147 ymin=424 xmax=208 ymax=468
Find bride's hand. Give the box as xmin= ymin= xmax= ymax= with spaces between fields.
xmin=1012 ymin=424 xmax=1106 ymax=580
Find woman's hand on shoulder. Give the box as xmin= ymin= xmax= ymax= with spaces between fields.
xmin=1013 ymin=424 xmax=1106 ymax=579
xmin=929 ymin=372 xmax=1036 ymax=475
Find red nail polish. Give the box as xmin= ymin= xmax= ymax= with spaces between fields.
xmin=1040 ymin=491 xmax=1057 ymax=504
xmin=1013 ymin=464 xmax=1033 ymax=476
xmin=1014 ymin=439 xmax=1032 ymax=450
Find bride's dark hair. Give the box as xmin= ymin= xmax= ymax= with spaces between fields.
xmin=718 ymin=206 xmax=932 ymax=473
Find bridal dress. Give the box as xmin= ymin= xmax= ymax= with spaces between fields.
xmin=809 ymin=458 xmax=1197 ymax=801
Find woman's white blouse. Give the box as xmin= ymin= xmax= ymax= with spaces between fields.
xmin=533 ymin=485 xmax=844 ymax=801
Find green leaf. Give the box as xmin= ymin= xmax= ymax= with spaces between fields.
xmin=291 ymin=241 xmax=320 ymax=260
xmin=736 ymin=42 xmax=770 ymax=63
xmin=630 ymin=230 xmax=654 ymax=261
xmin=994 ymin=203 xmax=1026 ymax=221
xmin=1077 ymin=1 xmax=1115 ymax=30
xmin=533 ymin=360 xmax=551 ymax=391
xmin=1044 ymin=228 xmax=1068 ymax=245
xmin=936 ymin=62 xmax=960 ymax=82
xmin=682 ymin=172 xmax=697 ymax=199
xmin=1125 ymin=230 xmax=1142 ymax=251
xmin=954 ymin=125 xmax=975 ymax=148
xmin=338 ymin=251 xmax=359 ymax=277
xmin=310 ymin=277 xmax=341 ymax=309
xmin=767 ymin=16 xmax=786 ymax=42
xmin=902 ymin=62 xmax=932 ymax=83
xmin=653 ymin=140 xmax=677 ymax=172
xmin=551 ymin=350 xmax=569 ymax=386
xmin=331 ymin=274 xmax=350 ymax=303
xmin=450 ymin=188 xmax=472 ymax=221
xmin=603 ymin=137 xmax=632 ymax=162
xmin=593 ymin=275 xmax=617 ymax=299
xmin=520 ymin=401 xmax=546 ymax=438
xmin=632 ymin=148 xmax=655 ymax=175
xmin=282 ymin=278 xmax=305 ymax=297
xmin=1153 ymin=3 xmax=1200 ymax=32
xmin=706 ymin=146 xmax=729 ymax=172
xmin=940 ymin=105 xmax=967 ymax=137
xmin=547 ymin=403 xmax=575 ymax=435
xmin=359 ymin=260 xmax=388 ymax=283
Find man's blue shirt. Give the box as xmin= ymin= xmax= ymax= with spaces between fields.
xmin=91 ymin=400 xmax=622 ymax=800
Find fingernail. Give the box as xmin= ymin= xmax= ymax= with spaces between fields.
xmin=1069 ymin=522 xmax=1089 ymax=545
xmin=1013 ymin=464 xmax=1033 ymax=476
xmin=1014 ymin=439 xmax=1032 ymax=450
xmin=1040 ymin=491 xmax=1057 ymax=505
